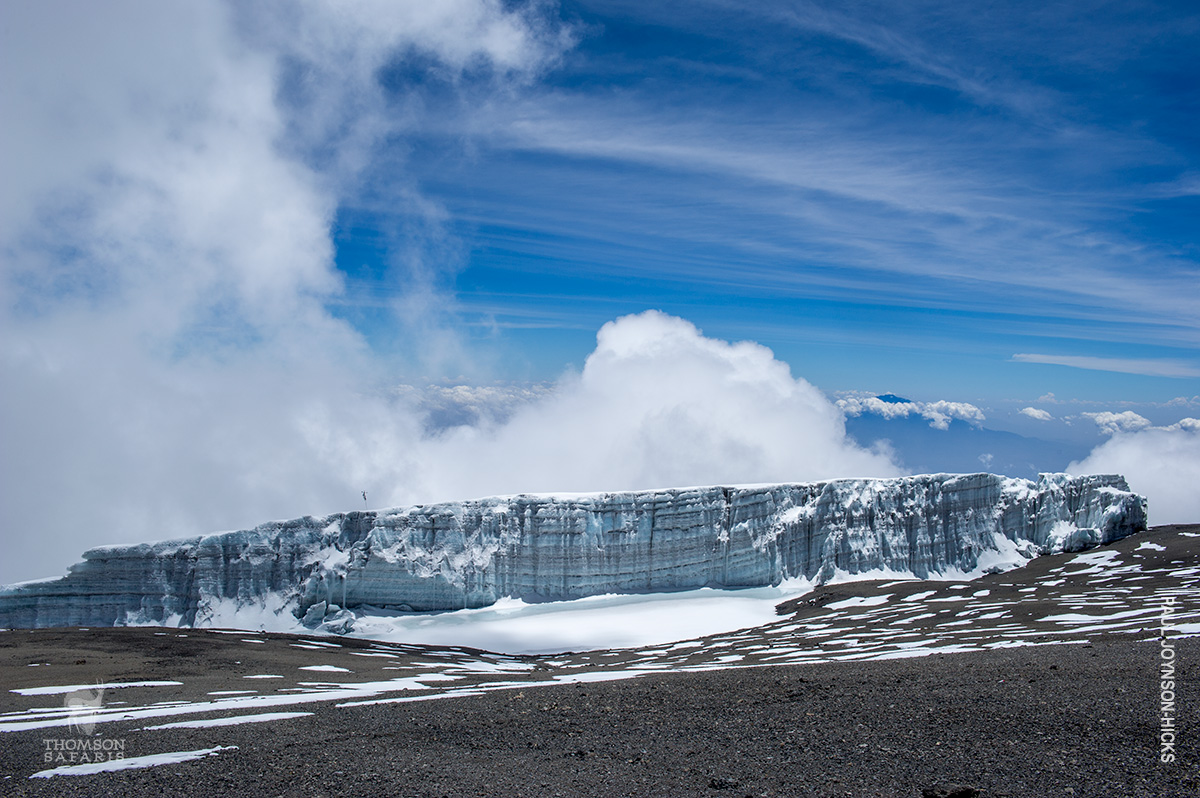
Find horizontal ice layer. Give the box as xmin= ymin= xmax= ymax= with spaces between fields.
xmin=0 ymin=473 xmax=1146 ymax=630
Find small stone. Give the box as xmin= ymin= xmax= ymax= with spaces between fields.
xmin=921 ymin=787 xmax=981 ymax=798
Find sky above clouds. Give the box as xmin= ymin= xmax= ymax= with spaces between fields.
xmin=1 ymin=0 xmax=1198 ymax=584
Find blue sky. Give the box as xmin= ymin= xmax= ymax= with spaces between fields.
xmin=331 ymin=0 xmax=1200 ymax=402
xmin=1 ymin=1 xmax=1198 ymax=584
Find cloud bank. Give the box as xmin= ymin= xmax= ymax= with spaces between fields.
xmin=421 ymin=311 xmax=901 ymax=499
xmin=837 ymin=394 xmax=985 ymax=430
xmin=1070 ymin=419 xmax=1200 ymax=525
xmin=1082 ymin=411 xmax=1152 ymax=435
xmin=3 ymin=303 xmax=900 ymax=588
xmin=0 ymin=0 xmax=574 ymax=585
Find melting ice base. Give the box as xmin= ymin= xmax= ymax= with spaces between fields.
xmin=348 ymin=587 xmax=800 ymax=654
xmin=161 ymin=583 xmax=826 ymax=654
xmin=202 ymin=550 xmax=1030 ymax=655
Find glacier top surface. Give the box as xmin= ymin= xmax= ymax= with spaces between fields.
xmin=66 ymin=471 xmax=1131 ymax=557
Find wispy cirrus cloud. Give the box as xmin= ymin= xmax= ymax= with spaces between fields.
xmin=447 ymin=4 xmax=1200 ymax=354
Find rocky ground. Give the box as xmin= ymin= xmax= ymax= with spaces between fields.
xmin=1 ymin=525 xmax=1197 ymax=797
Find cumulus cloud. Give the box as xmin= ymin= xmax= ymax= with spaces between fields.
xmin=837 ymin=393 xmax=985 ymax=430
xmin=1 ymin=306 xmax=903 ymax=584
xmin=1019 ymin=407 xmax=1053 ymax=421
xmin=420 ymin=312 xmax=901 ymax=498
xmin=1082 ymin=411 xmax=1152 ymax=435
xmin=1069 ymin=419 xmax=1200 ymax=525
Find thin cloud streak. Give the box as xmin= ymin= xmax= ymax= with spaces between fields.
xmin=1012 ymin=354 xmax=1200 ymax=379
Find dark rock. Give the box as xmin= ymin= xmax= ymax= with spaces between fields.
xmin=922 ymin=786 xmax=982 ymax=798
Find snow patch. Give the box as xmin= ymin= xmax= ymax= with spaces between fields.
xmin=30 ymin=746 xmax=237 ymax=778
xmin=143 ymin=712 xmax=311 ymax=730
xmin=12 ymin=681 xmax=181 ymax=696
xmin=826 ymin=595 xmax=891 ymax=610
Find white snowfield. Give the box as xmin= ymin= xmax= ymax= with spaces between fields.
xmin=0 ymin=473 xmax=1146 ymax=635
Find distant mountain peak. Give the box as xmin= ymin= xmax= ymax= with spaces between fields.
xmin=875 ymin=393 xmax=913 ymax=404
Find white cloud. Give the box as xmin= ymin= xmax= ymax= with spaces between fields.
xmin=1 ymin=1 xmax=571 ymax=317
xmin=399 ymin=382 xmax=555 ymax=431
xmin=922 ymin=400 xmax=987 ymax=430
xmin=266 ymin=0 xmax=564 ymax=73
xmin=837 ymin=393 xmax=985 ymax=430
xmin=0 ymin=305 xmax=903 ymax=585
xmin=1083 ymin=411 xmax=1152 ymax=435
xmin=1069 ymin=419 xmax=1200 ymax=525
xmin=1019 ymin=407 xmax=1053 ymax=421
xmin=421 ymin=311 xmax=902 ymax=498
xmin=0 ymin=1 xmax=575 ymax=585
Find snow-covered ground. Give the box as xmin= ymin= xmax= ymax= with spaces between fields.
xmin=349 ymin=586 xmax=810 ymax=654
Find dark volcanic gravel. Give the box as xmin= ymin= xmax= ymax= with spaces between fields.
xmin=1 ymin=525 xmax=1197 ymax=797
xmin=2 ymin=637 xmax=1196 ymax=797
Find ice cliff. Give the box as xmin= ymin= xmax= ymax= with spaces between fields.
xmin=0 ymin=473 xmax=1146 ymax=631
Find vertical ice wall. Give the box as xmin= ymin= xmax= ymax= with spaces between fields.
xmin=0 ymin=473 xmax=1145 ymax=629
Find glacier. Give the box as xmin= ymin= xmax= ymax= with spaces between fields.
xmin=0 ymin=473 xmax=1146 ymax=632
